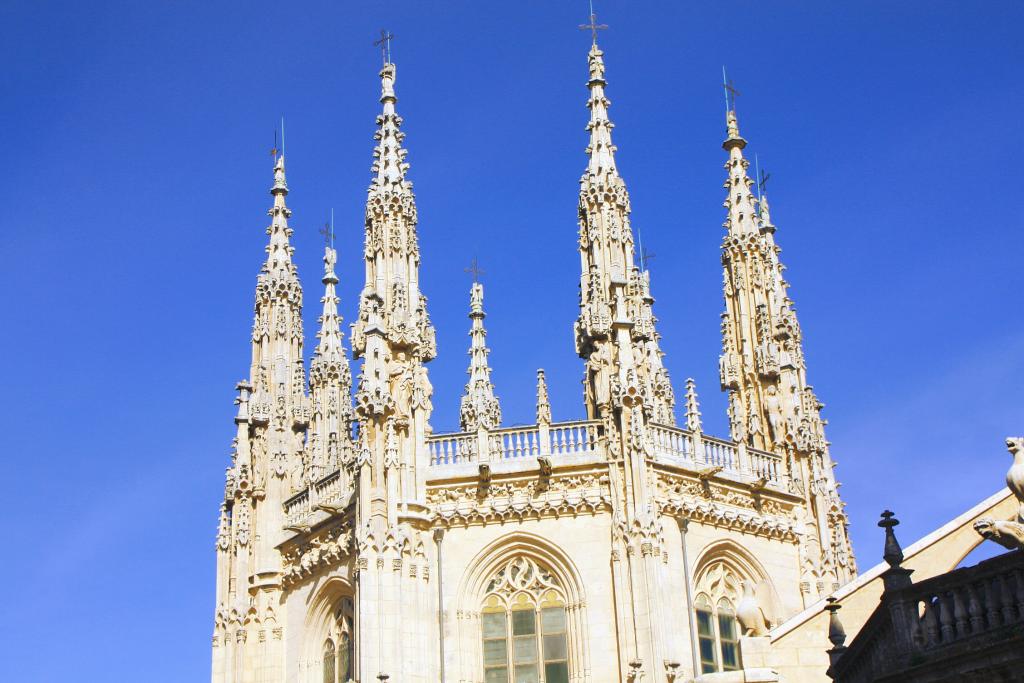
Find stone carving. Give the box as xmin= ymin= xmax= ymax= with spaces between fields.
xmin=281 ymin=522 xmax=355 ymax=588
xmin=536 ymin=369 xmax=552 ymax=424
xmin=429 ymin=472 xmax=612 ymax=528
xmin=974 ymin=437 xmax=1024 ymax=550
xmin=737 ymin=580 xmax=769 ymax=636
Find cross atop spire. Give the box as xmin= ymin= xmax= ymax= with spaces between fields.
xmin=722 ymin=67 xmax=741 ymax=114
xmin=374 ymin=29 xmax=395 ymax=66
xmin=579 ymin=1 xmax=608 ymax=45
xmin=464 ymin=257 xmax=485 ymax=283
xmin=319 ymin=209 xmax=335 ymax=249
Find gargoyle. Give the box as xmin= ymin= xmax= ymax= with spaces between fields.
xmin=974 ymin=436 xmax=1024 ymax=551
xmin=973 ymin=517 xmax=1024 ymax=551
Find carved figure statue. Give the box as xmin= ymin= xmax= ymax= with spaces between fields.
xmin=765 ymin=384 xmax=785 ymax=444
xmin=736 ymin=580 xmax=769 ymax=636
xmin=974 ymin=437 xmax=1024 ymax=551
xmin=1006 ymin=437 xmax=1024 ymax=519
xmin=747 ymin=394 xmax=762 ymax=438
xmin=728 ymin=391 xmax=746 ymax=442
xmin=587 ymin=344 xmax=612 ymax=408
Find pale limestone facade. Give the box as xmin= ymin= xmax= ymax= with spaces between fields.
xmin=211 ymin=39 xmax=857 ymax=683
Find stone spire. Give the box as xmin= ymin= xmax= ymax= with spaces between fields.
xmin=575 ymin=43 xmax=676 ymax=426
xmin=247 ymin=151 xmax=310 ymax=501
xmin=536 ymin=369 xmax=552 ymax=424
xmin=575 ymin=37 xmax=676 ymax=683
xmin=459 ymin=283 xmax=501 ymax=431
xmin=348 ymin=57 xmax=437 ymax=682
xmin=717 ymin=107 xmax=855 ymax=587
xmin=308 ymin=245 xmax=355 ymax=485
xmin=213 ymin=154 xmax=310 ymax=680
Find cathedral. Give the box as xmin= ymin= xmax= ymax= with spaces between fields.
xmin=210 ymin=31 xmax=856 ymax=683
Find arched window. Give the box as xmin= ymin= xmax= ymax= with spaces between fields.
xmin=480 ymin=556 xmax=570 ymax=683
xmin=694 ymin=593 xmax=741 ymax=673
xmin=322 ymin=640 xmax=336 ymax=683
xmin=321 ymin=598 xmax=354 ymax=683
xmin=695 ymin=594 xmax=717 ymax=673
xmin=693 ymin=560 xmax=746 ymax=674
xmin=717 ymin=599 xmax=740 ymax=671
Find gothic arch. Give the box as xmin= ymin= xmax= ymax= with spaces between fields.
xmin=454 ymin=532 xmax=592 ymax=683
xmin=303 ymin=576 xmax=355 ymax=683
xmin=692 ymin=540 xmax=780 ymax=625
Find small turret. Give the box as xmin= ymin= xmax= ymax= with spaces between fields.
xmin=536 ymin=369 xmax=552 ymax=425
xmin=308 ymin=245 xmax=355 ymax=484
xmin=460 ymin=283 xmax=501 ymax=432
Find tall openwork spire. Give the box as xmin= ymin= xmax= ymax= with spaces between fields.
xmin=717 ymin=106 xmax=855 ymax=590
xmin=459 ymin=283 xmax=501 ymax=431
xmin=584 ymin=43 xmax=617 ymax=176
xmin=308 ymin=245 xmax=354 ymax=484
xmin=574 ymin=34 xmax=677 ymax=683
xmin=213 ymin=153 xmax=311 ymax=677
xmin=348 ymin=55 xmax=438 ymax=681
xmin=575 ymin=41 xmax=676 ymax=426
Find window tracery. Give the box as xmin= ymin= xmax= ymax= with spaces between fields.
xmin=480 ymin=556 xmax=570 ymax=683
xmin=694 ymin=561 xmax=743 ymax=674
xmin=321 ymin=597 xmax=354 ymax=683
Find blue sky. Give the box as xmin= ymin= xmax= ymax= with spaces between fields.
xmin=2 ymin=1 xmax=1022 ymax=680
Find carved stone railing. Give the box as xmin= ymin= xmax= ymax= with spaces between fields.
xmin=426 ymin=419 xmax=786 ymax=486
xmin=649 ymin=423 xmax=694 ymax=459
xmin=427 ymin=420 xmax=601 ymax=465
xmin=427 ymin=432 xmax=478 ymax=465
xmin=283 ymin=469 xmax=351 ymax=527
xmin=747 ymin=447 xmax=783 ymax=483
xmin=830 ymin=550 xmax=1024 ymax=683
xmin=648 ymin=423 xmax=785 ymax=486
xmin=283 ymin=487 xmax=311 ymax=527
xmin=906 ymin=551 xmax=1024 ymax=653
xmin=313 ymin=469 xmax=342 ymax=505
xmin=701 ymin=434 xmax=739 ymax=471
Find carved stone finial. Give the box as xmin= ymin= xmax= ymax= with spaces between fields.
xmin=824 ymin=597 xmax=846 ymax=648
xmin=536 ymin=368 xmax=552 ymax=424
xmin=684 ymin=377 xmax=702 ymax=433
xmin=824 ymin=597 xmax=848 ymax=673
xmin=878 ymin=510 xmax=903 ymax=567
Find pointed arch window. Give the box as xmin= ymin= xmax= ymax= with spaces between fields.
xmin=693 ymin=560 xmax=745 ymax=674
xmin=322 ymin=639 xmax=336 ymax=683
xmin=480 ymin=556 xmax=571 ymax=683
xmin=322 ymin=598 xmax=354 ymax=683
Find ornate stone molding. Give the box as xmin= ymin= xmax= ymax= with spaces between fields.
xmin=281 ymin=520 xmax=355 ymax=588
xmin=429 ymin=472 xmax=612 ymax=528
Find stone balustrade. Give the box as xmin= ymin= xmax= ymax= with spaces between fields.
xmin=283 ymin=469 xmax=351 ymax=527
xmin=427 ymin=419 xmax=786 ymax=487
xmin=283 ymin=487 xmax=310 ymax=527
xmin=427 ymin=420 xmax=601 ymax=465
xmin=830 ymin=550 xmax=1024 ymax=683
xmin=908 ymin=551 xmax=1024 ymax=652
xmin=648 ymin=422 xmax=785 ymax=486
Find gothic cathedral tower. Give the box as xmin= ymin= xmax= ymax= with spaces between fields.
xmin=211 ymin=31 xmax=856 ymax=683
